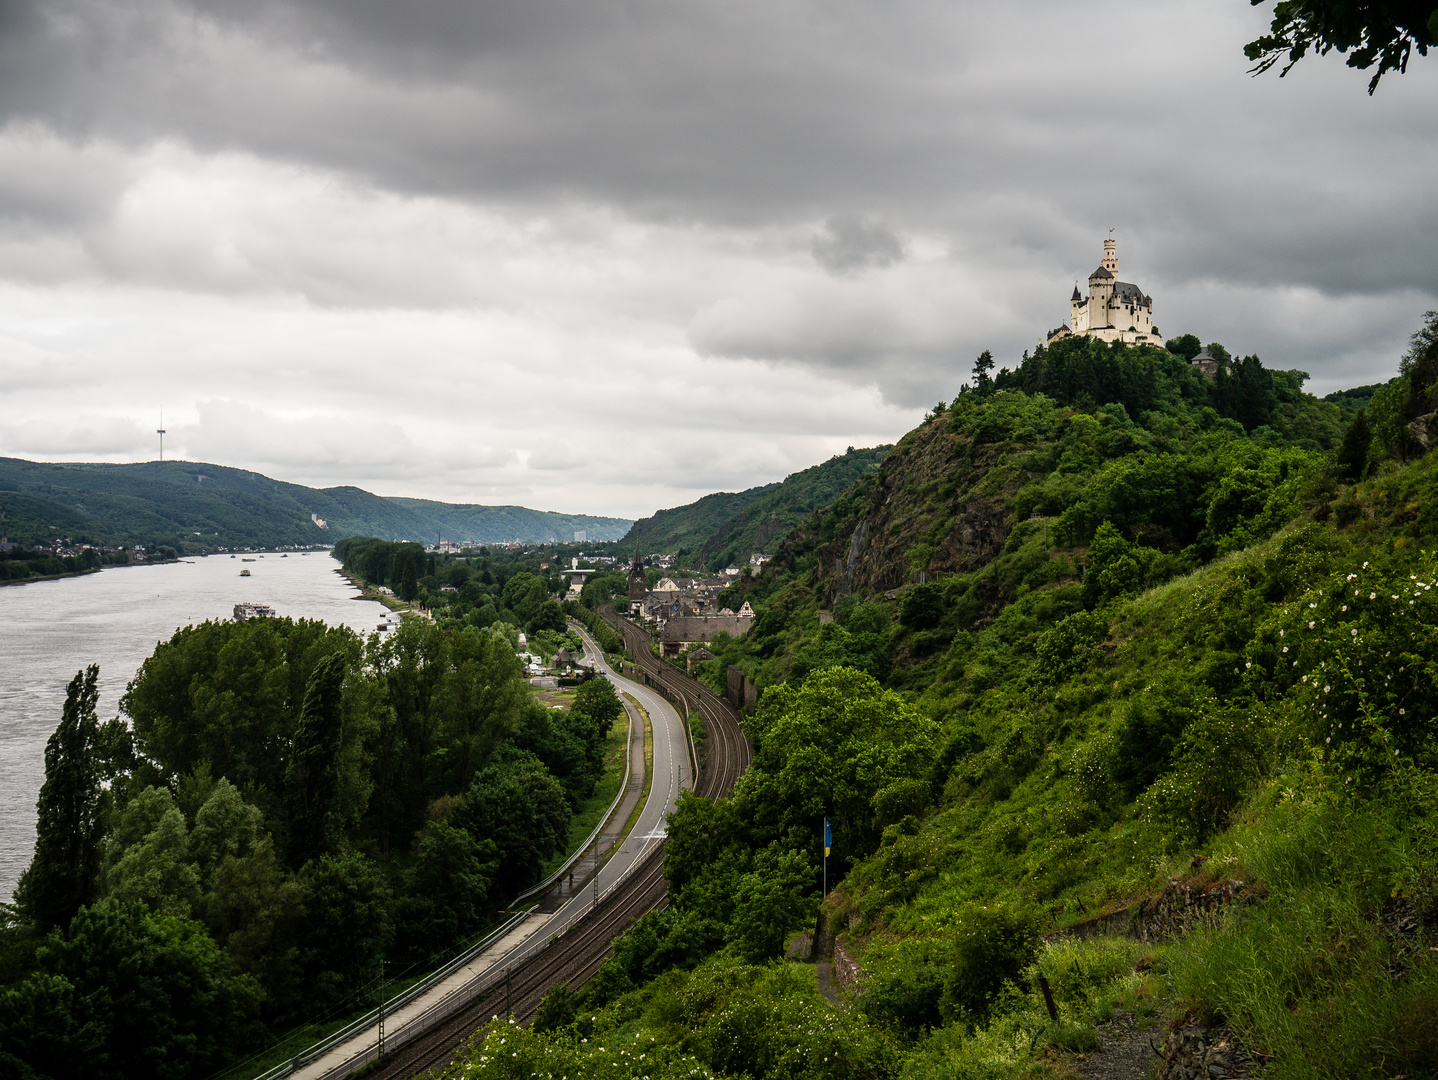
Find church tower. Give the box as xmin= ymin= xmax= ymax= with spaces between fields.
xmin=627 ymin=545 xmax=647 ymax=614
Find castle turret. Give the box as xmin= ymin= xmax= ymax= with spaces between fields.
xmin=1102 ymin=237 xmax=1117 ymax=274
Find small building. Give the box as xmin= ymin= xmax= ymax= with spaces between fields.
xmin=686 ymin=647 xmax=716 ymax=673
xmin=1190 ymin=347 xmax=1223 ymax=381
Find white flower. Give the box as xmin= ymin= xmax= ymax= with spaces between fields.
xmin=1400 ymin=708 xmax=1406 ymax=715
xmin=1283 ymin=646 xmax=1289 ymax=653
xmin=1309 ymin=621 xmax=1316 ymax=628
xmin=1342 ymin=605 xmax=1348 ymax=611
xmin=1324 ymin=685 xmax=1331 ymax=692
xmin=1245 ymin=662 xmax=1252 ymax=669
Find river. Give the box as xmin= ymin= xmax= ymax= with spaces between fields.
xmin=0 ymin=552 xmax=390 ymax=902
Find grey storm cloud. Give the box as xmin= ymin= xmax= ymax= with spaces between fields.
xmin=812 ymin=216 xmax=906 ymax=276
xmin=0 ymin=0 xmax=1434 ymax=512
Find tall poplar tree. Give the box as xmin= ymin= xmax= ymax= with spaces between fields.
xmin=284 ymin=653 xmax=347 ymax=868
xmin=15 ymin=666 xmax=104 ymax=931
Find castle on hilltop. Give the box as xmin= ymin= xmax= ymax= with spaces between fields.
xmin=1046 ymin=237 xmax=1162 ymax=347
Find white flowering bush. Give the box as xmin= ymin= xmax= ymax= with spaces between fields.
xmin=1242 ymin=550 xmax=1438 ymax=781
xmin=452 ymin=1016 xmax=723 ymax=1080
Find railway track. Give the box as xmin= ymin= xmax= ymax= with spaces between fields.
xmin=367 ymin=847 xmax=668 ymax=1080
xmin=364 ymin=612 xmax=749 ymax=1080
xmin=597 ymin=606 xmax=752 ymax=798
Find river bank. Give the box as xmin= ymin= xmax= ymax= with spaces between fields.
xmin=0 ymin=554 xmax=390 ymax=900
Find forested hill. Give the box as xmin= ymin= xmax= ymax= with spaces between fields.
xmin=0 ymin=458 xmax=630 ymax=551
xmin=621 ymin=444 xmax=891 ymax=567
xmin=504 ymin=325 xmax=1438 ymax=1080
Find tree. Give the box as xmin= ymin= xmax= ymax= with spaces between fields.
xmin=729 ymin=846 xmax=814 ymax=962
xmin=285 ymin=653 xmax=347 ymax=867
xmin=1165 ymin=333 xmax=1202 ymax=361
xmin=393 ymin=823 xmax=498 ymax=960
xmin=737 ymin=667 xmax=938 ymax=859
xmin=1400 ymin=308 xmax=1438 ymax=418
xmin=571 ymin=676 xmax=622 ymax=737
xmin=1335 ymin=410 xmax=1373 ymax=480
xmin=301 ymin=851 xmax=393 ymax=1006
xmin=455 ymin=752 xmax=571 ymax=896
xmin=1246 ymin=0 xmax=1437 ymax=94
xmin=972 ymin=349 xmax=996 ymax=394
xmin=4 ymin=899 xmax=262 ymax=1080
xmin=898 ymin=581 xmax=945 ymax=631
xmin=15 ymin=667 xmax=103 ymax=932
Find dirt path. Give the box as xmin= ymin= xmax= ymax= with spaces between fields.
xmin=1071 ymin=1012 xmax=1159 ymax=1080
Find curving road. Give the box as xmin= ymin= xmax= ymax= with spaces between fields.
xmin=287 ymin=629 xmax=693 ymax=1080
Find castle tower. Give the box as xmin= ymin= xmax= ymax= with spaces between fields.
xmin=1102 ymin=237 xmax=1118 ymax=275
xmin=1070 ymin=283 xmax=1087 ymax=332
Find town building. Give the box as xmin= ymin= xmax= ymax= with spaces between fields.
xmin=659 ymin=615 xmax=753 ymax=657
xmin=1046 ymin=237 xmax=1162 ymax=347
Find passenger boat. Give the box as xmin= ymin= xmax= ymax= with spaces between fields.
xmin=239 ymin=568 xmax=251 ymax=577
xmin=234 ymin=602 xmax=275 ymax=620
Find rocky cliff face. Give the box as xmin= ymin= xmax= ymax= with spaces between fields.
xmin=774 ymin=409 xmax=1027 ymax=609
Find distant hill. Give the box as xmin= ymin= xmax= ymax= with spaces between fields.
xmin=621 ymin=445 xmax=891 ymax=567
xmin=0 ymin=458 xmax=630 ymax=550
xmin=619 ymin=487 xmax=775 ymax=559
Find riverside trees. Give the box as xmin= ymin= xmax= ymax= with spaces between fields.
xmin=1 ymin=613 xmax=613 ymax=1076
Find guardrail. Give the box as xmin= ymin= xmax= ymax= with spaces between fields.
xmin=251 ymin=906 xmax=536 ymax=1080
xmin=512 ymin=640 xmax=634 ymax=907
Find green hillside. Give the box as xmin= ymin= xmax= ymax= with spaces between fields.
xmin=621 ymin=445 xmax=891 ymax=566
xmin=695 ymin=445 xmax=891 ymax=569
xmin=520 ymin=325 xmax=1438 ymax=1080
xmin=620 ymin=486 xmax=776 ymax=558
xmin=0 ymin=458 xmax=630 ymax=550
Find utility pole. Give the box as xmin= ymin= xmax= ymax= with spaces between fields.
xmin=156 ymin=409 xmax=166 ymax=462
xmin=377 ymin=959 xmax=385 ymax=1058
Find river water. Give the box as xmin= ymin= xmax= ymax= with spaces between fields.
xmin=0 ymin=553 xmax=390 ymax=902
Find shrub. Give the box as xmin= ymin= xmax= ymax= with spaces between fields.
xmin=940 ymin=903 xmax=1037 ymax=1022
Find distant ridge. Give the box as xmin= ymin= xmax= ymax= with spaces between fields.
xmin=0 ymin=458 xmax=630 ymax=550
xmin=621 ymin=445 xmax=891 ymax=567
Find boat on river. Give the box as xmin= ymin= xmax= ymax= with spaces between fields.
xmin=234 ymin=602 xmax=275 ymax=620
xmin=239 ymin=568 xmax=251 ymax=577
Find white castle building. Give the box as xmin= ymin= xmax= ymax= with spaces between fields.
xmin=1046 ymin=238 xmax=1161 ymax=347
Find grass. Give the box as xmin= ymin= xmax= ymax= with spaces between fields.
xmin=542 ymin=718 xmax=631 ymax=877
xmin=615 ymin=695 xmax=655 ymax=843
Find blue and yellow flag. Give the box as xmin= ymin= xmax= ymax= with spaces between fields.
xmin=823 ymin=818 xmax=832 ymax=858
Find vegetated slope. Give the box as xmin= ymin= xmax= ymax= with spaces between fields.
xmin=489 ymin=327 xmax=1438 ymax=1080
xmin=0 ymin=458 xmax=630 ymax=550
xmin=620 ymin=487 xmax=777 ymax=557
xmin=695 ymin=444 xmax=891 ymax=570
xmin=621 ymin=444 xmax=891 ymax=564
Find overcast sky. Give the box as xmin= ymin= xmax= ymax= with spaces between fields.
xmin=0 ymin=0 xmax=1433 ymax=519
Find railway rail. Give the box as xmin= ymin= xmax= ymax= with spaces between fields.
xmin=596 ymin=605 xmax=753 ymax=799
xmin=363 ymin=611 xmax=749 ymax=1080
